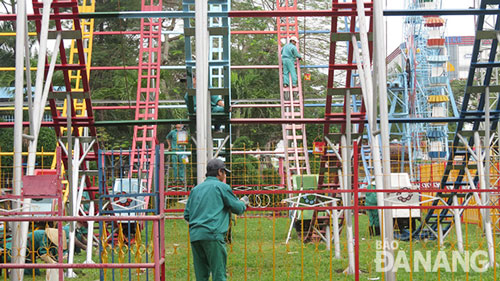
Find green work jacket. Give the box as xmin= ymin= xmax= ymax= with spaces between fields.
xmin=166 ymin=129 xmax=186 ymax=151
xmin=184 ymin=93 xmax=223 ymax=112
xmin=184 ymin=177 xmax=246 ymax=242
xmin=281 ymin=43 xmax=301 ymax=60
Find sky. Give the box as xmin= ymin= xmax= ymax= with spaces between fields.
xmin=385 ymin=0 xmax=476 ymax=52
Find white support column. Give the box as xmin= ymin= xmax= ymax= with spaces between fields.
xmin=11 ymin=1 xmax=27 ymax=280
xmin=437 ymin=222 xmax=444 ymax=247
xmin=84 ymin=201 xmax=95 ymax=264
xmin=341 ymin=135 xmax=354 ymax=274
xmin=373 ymin=2 xmax=395 ymax=280
xmin=196 ymin=0 xmax=211 ymax=183
xmin=325 ymin=225 xmax=331 ymax=250
xmin=13 ymin=2 xmax=57 ymax=279
xmin=331 ymin=199 xmax=341 ymax=259
xmin=354 ymin=1 xmax=395 ymax=280
xmin=452 ymin=195 xmax=464 ymax=253
xmin=481 ymin=87 xmax=495 ymax=268
xmin=66 ymin=136 xmax=80 ymax=278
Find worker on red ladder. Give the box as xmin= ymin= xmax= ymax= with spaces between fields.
xmin=281 ymin=36 xmax=302 ymax=88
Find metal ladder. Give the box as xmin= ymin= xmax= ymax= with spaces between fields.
xmin=411 ymin=1 xmax=500 ymax=248
xmin=32 ymin=0 xmax=100 ymax=197
xmin=32 ymin=1 xmax=100 ymax=275
xmin=48 ymin=0 xmax=98 ymax=199
xmin=276 ymin=0 xmax=310 ymax=192
xmin=129 ymin=0 xmax=163 ymax=194
xmin=183 ymin=0 xmax=231 ymax=161
xmin=308 ymin=0 xmax=373 ymax=243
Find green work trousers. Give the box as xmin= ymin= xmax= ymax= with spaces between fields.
xmin=171 ymin=152 xmax=185 ymax=182
xmin=282 ymin=58 xmax=297 ymax=86
xmin=191 ymin=240 xmax=227 ymax=281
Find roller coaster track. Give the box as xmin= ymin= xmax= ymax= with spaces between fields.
xmin=411 ymin=0 xmax=500 ymax=242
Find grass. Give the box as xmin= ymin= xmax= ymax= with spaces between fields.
xmin=163 ymin=211 xmax=500 ymax=281
xmin=10 ymin=211 xmax=500 ymax=281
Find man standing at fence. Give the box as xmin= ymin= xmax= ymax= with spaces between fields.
xmin=184 ymin=159 xmax=249 ymax=281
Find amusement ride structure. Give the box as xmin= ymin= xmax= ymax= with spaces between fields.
xmin=0 ymin=0 xmax=499 ymax=280
xmin=385 ymin=0 xmax=459 ymax=180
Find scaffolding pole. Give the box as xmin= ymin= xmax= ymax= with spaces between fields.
xmin=11 ymin=0 xmax=27 ymax=279
xmin=374 ymin=1 xmax=395 ymax=280
xmin=196 ymin=0 xmax=211 ymax=182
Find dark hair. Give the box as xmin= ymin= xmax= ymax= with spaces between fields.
xmin=206 ymin=169 xmax=219 ymax=177
xmin=206 ymin=168 xmax=223 ymax=177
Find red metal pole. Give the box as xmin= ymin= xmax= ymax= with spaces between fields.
xmin=159 ymin=143 xmax=166 ymax=281
xmin=153 ymin=220 xmax=160 ymax=280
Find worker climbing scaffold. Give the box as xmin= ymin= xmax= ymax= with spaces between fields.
xmin=281 ymin=36 xmax=302 ymax=88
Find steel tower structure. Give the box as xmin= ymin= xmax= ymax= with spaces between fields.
xmin=183 ymin=0 xmax=231 ymax=167
xmin=396 ymin=0 xmax=457 ymax=179
xmin=406 ymin=1 xmax=499 ymax=268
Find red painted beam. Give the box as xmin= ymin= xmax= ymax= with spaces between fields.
xmin=0 ymin=14 xmax=79 ymax=21
xmin=94 ymin=30 xmax=278 ymax=35
xmin=229 ymin=9 xmax=372 ymax=18
xmin=93 ymin=105 xmax=136 ymax=110
xmin=94 ymin=31 xmax=141 ymax=35
xmin=32 ymin=2 xmax=77 ymax=8
xmin=0 ymin=263 xmax=157 ymax=269
xmin=91 ymin=66 xmax=139 ymax=70
xmin=230 ymin=118 xmax=366 ymax=124
xmin=0 ymin=122 xmax=50 ymax=128
xmin=232 ymin=30 xmax=277 ymax=34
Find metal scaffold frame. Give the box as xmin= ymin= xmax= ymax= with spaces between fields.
xmin=4 ymin=1 xmax=500 ymax=280
xmin=408 ymin=0 xmax=500 ymax=269
xmin=129 ymin=0 xmax=163 ymax=194
xmin=12 ymin=0 xmax=101 ymax=279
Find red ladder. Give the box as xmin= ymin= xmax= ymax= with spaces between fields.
xmin=276 ymin=0 xmax=311 ymax=191
xmin=129 ymin=0 xmax=163 ymax=190
xmin=32 ymin=0 xmax=100 ymax=199
xmin=304 ymin=0 xmax=373 ymax=242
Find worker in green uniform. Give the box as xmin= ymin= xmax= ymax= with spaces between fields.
xmin=183 ymin=93 xmax=225 ymax=113
xmin=182 ymin=75 xmax=225 ymax=113
xmin=365 ymin=182 xmax=380 ymax=236
xmin=0 ymin=224 xmax=87 ymax=270
xmin=166 ymin=124 xmax=187 ymax=184
xmin=184 ymin=159 xmax=249 ymax=281
xmin=281 ymin=36 xmax=302 ymax=88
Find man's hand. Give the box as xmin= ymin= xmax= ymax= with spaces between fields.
xmin=240 ymin=195 xmax=250 ymax=206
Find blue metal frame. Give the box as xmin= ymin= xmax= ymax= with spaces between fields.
xmin=409 ymin=0 xmax=500 ymax=241
xmin=182 ymin=0 xmax=231 ymax=161
xmin=97 ymin=146 xmax=162 ymax=280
